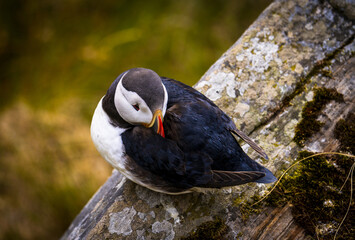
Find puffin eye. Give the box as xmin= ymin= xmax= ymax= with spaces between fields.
xmin=132 ymin=104 xmax=140 ymax=111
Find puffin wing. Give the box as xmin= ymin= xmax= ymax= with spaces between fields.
xmin=121 ymin=126 xmax=213 ymax=189
xmin=200 ymin=170 xmax=265 ymax=188
xmin=161 ymin=77 xmax=269 ymax=160
xmin=229 ymin=128 xmax=269 ymax=160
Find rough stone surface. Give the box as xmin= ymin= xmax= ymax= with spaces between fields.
xmin=329 ymin=0 xmax=355 ymax=20
xmin=62 ymin=0 xmax=354 ymax=239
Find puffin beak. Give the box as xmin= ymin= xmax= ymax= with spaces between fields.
xmin=144 ymin=109 xmax=165 ymax=138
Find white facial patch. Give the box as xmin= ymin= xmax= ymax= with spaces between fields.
xmin=162 ymin=83 xmax=168 ymax=117
xmin=114 ymin=74 xmax=153 ymax=125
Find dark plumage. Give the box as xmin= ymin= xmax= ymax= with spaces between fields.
xmin=91 ymin=68 xmax=276 ymax=194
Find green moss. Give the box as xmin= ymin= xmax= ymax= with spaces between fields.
xmin=181 ymin=217 xmax=229 ymax=240
xmin=334 ymin=112 xmax=355 ymax=154
xmin=233 ymin=196 xmax=243 ymax=206
xmin=237 ymin=194 xmax=264 ymax=221
xmin=320 ymin=69 xmax=333 ymax=78
xmin=266 ymin=151 xmax=354 ymax=239
xmin=293 ymin=87 xmax=343 ymax=147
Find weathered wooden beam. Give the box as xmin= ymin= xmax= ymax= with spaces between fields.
xmin=62 ymin=0 xmax=354 ymax=239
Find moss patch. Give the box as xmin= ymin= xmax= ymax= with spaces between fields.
xmin=235 ymin=194 xmax=264 ymax=221
xmin=181 ymin=217 xmax=229 ymax=240
xmin=266 ymin=151 xmax=354 ymax=239
xmin=334 ymin=112 xmax=355 ymax=154
xmin=293 ymin=87 xmax=343 ymax=147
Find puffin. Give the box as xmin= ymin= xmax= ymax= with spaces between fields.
xmin=91 ymin=68 xmax=276 ymax=194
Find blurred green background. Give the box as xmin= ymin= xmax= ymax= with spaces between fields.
xmin=0 ymin=0 xmax=272 ymax=239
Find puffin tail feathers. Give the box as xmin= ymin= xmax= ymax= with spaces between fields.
xmin=199 ymin=170 xmax=266 ymax=188
xmin=254 ymin=167 xmax=277 ymax=183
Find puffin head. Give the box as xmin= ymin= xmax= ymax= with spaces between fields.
xmin=103 ymin=68 xmax=167 ymax=137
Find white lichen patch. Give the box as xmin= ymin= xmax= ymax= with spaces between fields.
xmin=284 ymin=119 xmax=298 ymax=139
xmin=222 ymin=187 xmax=232 ymax=194
xmin=138 ymin=212 xmax=146 ymax=221
xmin=234 ymin=102 xmax=250 ymax=117
xmin=256 ymin=183 xmax=269 ymax=191
xmin=149 ymin=211 xmax=156 ymax=219
xmin=305 ymin=23 xmax=313 ymax=30
xmin=306 ymin=140 xmax=323 ymax=152
xmin=305 ymin=90 xmax=314 ymax=101
xmin=235 ymin=35 xmax=281 ymax=74
xmin=165 ymin=205 xmax=181 ymax=224
xmin=238 ymin=78 xmax=255 ymax=96
xmin=241 ymin=142 xmax=250 ymax=153
xmin=136 ymin=229 xmax=145 ymax=240
xmin=109 ymin=207 xmax=137 ymax=236
xmin=152 ymin=220 xmax=175 ymax=240
xmin=293 ymin=63 xmax=304 ymax=74
xmin=195 ymin=72 xmax=236 ymax=101
xmin=222 ymin=28 xmax=284 ymax=101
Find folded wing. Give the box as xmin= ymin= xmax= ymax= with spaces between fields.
xmin=199 ymin=170 xmax=265 ymax=188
